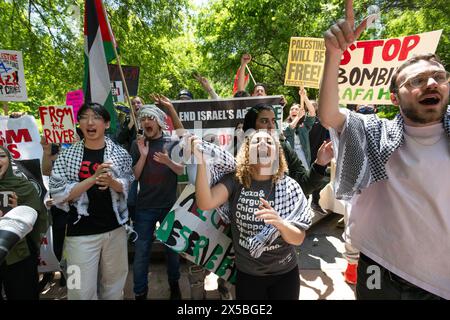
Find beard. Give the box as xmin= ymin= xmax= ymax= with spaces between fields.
xmin=401 ymin=105 xmax=446 ymax=124
xmin=399 ymin=94 xmax=448 ymax=125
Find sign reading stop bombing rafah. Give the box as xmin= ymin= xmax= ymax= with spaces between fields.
xmin=285 ymin=30 xmax=442 ymax=105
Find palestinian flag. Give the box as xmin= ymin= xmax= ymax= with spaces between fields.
xmin=83 ymin=0 xmax=118 ymax=133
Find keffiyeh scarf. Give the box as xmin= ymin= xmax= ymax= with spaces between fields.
xmin=49 ymin=137 xmax=134 ymax=225
xmin=198 ymin=141 xmax=311 ymax=258
xmin=330 ymin=107 xmax=450 ymax=200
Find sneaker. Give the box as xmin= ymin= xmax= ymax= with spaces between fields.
xmin=135 ymin=287 xmax=148 ymax=300
xmin=344 ymin=263 xmax=357 ymax=285
xmin=169 ymin=281 xmax=182 ymax=300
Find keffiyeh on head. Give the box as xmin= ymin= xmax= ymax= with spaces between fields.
xmin=138 ymin=104 xmax=168 ymax=129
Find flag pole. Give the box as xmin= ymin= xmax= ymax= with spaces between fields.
xmin=299 ymin=84 xmax=305 ymax=110
xmin=245 ymin=65 xmax=257 ymax=86
xmin=102 ymin=5 xmax=138 ymax=130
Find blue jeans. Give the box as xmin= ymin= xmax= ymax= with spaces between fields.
xmin=132 ymin=208 xmax=180 ymax=295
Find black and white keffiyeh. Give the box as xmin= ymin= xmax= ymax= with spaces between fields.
xmin=330 ymin=106 xmax=450 ymax=200
xmin=198 ymin=141 xmax=311 ymax=259
xmin=49 ymin=137 xmax=134 ymax=225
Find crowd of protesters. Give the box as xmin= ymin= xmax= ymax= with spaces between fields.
xmin=1 ymin=1 xmax=449 ymax=301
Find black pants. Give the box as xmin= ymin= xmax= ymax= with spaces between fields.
xmin=236 ymin=266 xmax=299 ymax=300
xmin=356 ymin=253 xmax=443 ymax=300
xmin=0 ymin=253 xmax=39 ymax=300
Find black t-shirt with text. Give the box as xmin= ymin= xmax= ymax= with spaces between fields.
xmin=67 ymin=147 xmax=120 ymax=236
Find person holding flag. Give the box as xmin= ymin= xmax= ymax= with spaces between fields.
xmin=83 ymin=0 xmax=119 ymax=136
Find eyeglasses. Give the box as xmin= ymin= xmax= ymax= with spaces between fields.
xmin=398 ymin=71 xmax=450 ymax=90
xmin=78 ymin=114 xmax=104 ymax=122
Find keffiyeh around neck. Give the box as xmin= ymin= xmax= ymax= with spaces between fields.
xmin=199 ymin=141 xmax=311 ymax=258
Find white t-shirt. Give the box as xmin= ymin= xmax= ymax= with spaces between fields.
xmin=348 ymin=122 xmax=450 ymax=299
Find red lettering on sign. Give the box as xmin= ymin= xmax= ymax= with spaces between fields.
xmin=399 ymin=35 xmax=420 ymax=61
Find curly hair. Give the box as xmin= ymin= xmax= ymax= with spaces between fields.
xmin=235 ymin=132 xmax=288 ymax=189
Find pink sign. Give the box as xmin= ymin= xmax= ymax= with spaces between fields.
xmin=65 ymin=90 xmax=84 ymax=122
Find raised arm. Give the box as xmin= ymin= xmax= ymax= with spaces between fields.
xmin=151 ymin=94 xmax=186 ymax=135
xmin=190 ymin=137 xmax=229 ymax=210
xmin=319 ymin=0 xmax=371 ymax=131
xmin=237 ymin=53 xmax=251 ymax=92
xmin=194 ymin=73 xmax=219 ymax=99
xmin=132 ymin=136 xmax=148 ymax=180
xmin=301 ymin=88 xmax=316 ymax=117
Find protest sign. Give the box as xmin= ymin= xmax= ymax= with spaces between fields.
xmin=108 ymin=64 xmax=140 ymax=96
xmin=65 ymin=89 xmax=84 ymax=122
xmin=111 ymin=80 xmax=124 ymax=103
xmin=156 ymin=184 xmax=236 ymax=283
xmin=0 ymin=115 xmax=42 ymax=161
xmin=171 ymin=95 xmax=283 ymax=153
xmin=285 ymin=37 xmax=326 ymax=88
xmin=338 ymin=30 xmax=442 ymax=105
xmin=0 ymin=50 xmax=27 ymax=102
xmin=39 ymin=105 xmax=76 ymax=144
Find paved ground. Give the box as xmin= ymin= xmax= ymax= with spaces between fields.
xmin=39 ymin=211 xmax=355 ymax=300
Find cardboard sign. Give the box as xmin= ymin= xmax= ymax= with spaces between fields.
xmin=285 ymin=37 xmax=326 ymax=88
xmin=108 ymin=64 xmax=140 ymax=96
xmin=0 ymin=115 xmax=42 ymax=161
xmin=171 ymin=96 xmax=283 ymax=183
xmin=38 ymin=225 xmax=61 ymax=273
xmin=111 ymin=80 xmax=124 ymax=103
xmin=65 ymin=89 xmax=84 ymax=123
xmin=338 ymin=30 xmax=442 ymax=105
xmin=0 ymin=50 xmax=27 ymax=102
xmin=156 ymin=184 xmax=236 ymax=283
xmin=39 ymin=105 xmax=76 ymax=144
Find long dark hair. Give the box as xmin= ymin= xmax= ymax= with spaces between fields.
xmin=242 ymin=104 xmax=275 ymax=132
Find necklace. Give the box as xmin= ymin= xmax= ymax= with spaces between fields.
xmin=404 ymin=132 xmax=444 ymax=146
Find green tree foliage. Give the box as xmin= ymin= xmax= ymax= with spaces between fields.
xmin=195 ymin=0 xmax=449 ymax=116
xmin=1 ymin=0 xmax=448 ymax=118
xmin=0 ymin=0 xmax=195 ymax=116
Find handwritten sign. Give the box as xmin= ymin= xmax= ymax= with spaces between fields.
xmin=65 ymin=90 xmax=84 ymax=123
xmin=338 ymin=30 xmax=442 ymax=104
xmin=0 ymin=115 xmax=42 ymax=160
xmin=156 ymin=184 xmax=236 ymax=283
xmin=0 ymin=50 xmax=27 ymax=102
xmin=39 ymin=105 xmax=76 ymax=144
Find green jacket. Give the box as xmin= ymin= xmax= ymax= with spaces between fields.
xmin=0 ymin=145 xmax=48 ymax=266
xmin=283 ymin=115 xmax=315 ymax=165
